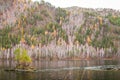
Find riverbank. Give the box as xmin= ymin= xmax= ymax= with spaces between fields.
xmin=0 ymin=42 xmax=119 ymax=61
xmin=0 ymin=55 xmax=118 ymax=61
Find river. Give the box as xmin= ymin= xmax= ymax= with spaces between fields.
xmin=0 ymin=60 xmax=120 ymax=80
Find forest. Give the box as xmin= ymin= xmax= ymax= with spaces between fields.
xmin=0 ymin=0 xmax=120 ymax=61
xmin=0 ymin=0 xmax=120 ymax=80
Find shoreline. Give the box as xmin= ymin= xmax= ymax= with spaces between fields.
xmin=0 ymin=57 xmax=119 ymax=61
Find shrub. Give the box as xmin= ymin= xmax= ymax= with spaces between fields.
xmin=109 ymin=15 xmax=120 ymax=26
xmin=14 ymin=48 xmax=32 ymax=69
xmin=56 ymin=8 xmax=67 ymax=23
xmin=0 ymin=26 xmax=21 ymax=49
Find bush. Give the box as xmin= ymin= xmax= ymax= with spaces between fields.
xmin=91 ymin=36 xmax=114 ymax=48
xmin=56 ymin=8 xmax=67 ymax=23
xmin=109 ymin=15 xmax=120 ymax=26
xmin=14 ymin=48 xmax=32 ymax=69
xmin=0 ymin=26 xmax=21 ymax=49
xmin=41 ymin=10 xmax=50 ymax=17
xmin=33 ymin=13 xmax=43 ymax=21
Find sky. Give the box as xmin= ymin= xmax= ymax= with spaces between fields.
xmin=32 ymin=0 xmax=120 ymax=10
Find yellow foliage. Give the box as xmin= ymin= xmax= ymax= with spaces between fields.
xmin=57 ymin=38 xmax=62 ymax=45
xmin=75 ymin=41 xmax=79 ymax=45
xmin=31 ymin=45 xmax=35 ymax=49
xmin=18 ymin=20 xmax=21 ymax=26
xmin=53 ymin=30 xmax=57 ymax=37
xmin=23 ymin=16 xmax=26 ymax=21
xmin=7 ymin=33 xmax=9 ymax=36
xmin=100 ymin=18 xmax=102 ymax=25
xmin=28 ymin=0 xmax=31 ymax=2
xmin=21 ymin=37 xmax=25 ymax=43
xmin=87 ymin=36 xmax=91 ymax=43
xmin=30 ymin=38 xmax=33 ymax=41
xmin=22 ymin=0 xmax=25 ymax=3
xmin=39 ymin=43 xmax=42 ymax=47
xmin=2 ymin=48 xmax=6 ymax=51
xmin=21 ymin=27 xmax=24 ymax=36
xmin=18 ymin=20 xmax=20 ymax=24
xmin=18 ymin=0 xmax=25 ymax=3
xmin=31 ymin=36 xmax=36 ymax=41
xmin=98 ymin=16 xmax=102 ymax=25
xmin=94 ymin=24 xmax=97 ymax=28
xmin=60 ymin=17 xmax=63 ymax=20
xmin=59 ymin=17 xmax=63 ymax=25
xmin=45 ymin=31 xmax=48 ymax=35
xmin=113 ymin=15 xmax=117 ymax=18
xmin=18 ymin=0 xmax=21 ymax=2
xmin=66 ymin=11 xmax=70 ymax=16
xmin=23 ymin=4 xmax=27 ymax=10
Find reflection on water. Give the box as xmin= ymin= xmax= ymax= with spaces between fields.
xmin=0 ymin=60 xmax=120 ymax=80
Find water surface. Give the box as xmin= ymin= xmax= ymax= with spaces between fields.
xmin=0 ymin=60 xmax=120 ymax=80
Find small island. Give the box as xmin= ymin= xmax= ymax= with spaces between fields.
xmin=4 ymin=46 xmax=36 ymax=72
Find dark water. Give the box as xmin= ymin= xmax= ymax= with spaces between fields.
xmin=0 ymin=60 xmax=120 ymax=80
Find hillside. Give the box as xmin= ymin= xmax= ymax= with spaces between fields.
xmin=0 ymin=0 xmax=120 ymax=60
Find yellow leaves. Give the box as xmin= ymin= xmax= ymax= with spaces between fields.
xmin=30 ymin=7 xmax=35 ymax=13
xmin=22 ymin=16 xmax=26 ymax=21
xmin=100 ymin=18 xmax=102 ymax=25
xmin=31 ymin=36 xmax=36 ymax=41
xmin=30 ymin=36 xmax=36 ymax=49
xmin=17 ymin=20 xmax=21 ymax=28
xmin=1 ymin=48 xmax=6 ymax=51
xmin=31 ymin=45 xmax=35 ymax=49
xmin=59 ymin=17 xmax=64 ymax=25
xmin=66 ymin=11 xmax=70 ymax=15
xmin=21 ymin=27 xmax=24 ymax=36
xmin=57 ymin=38 xmax=61 ymax=45
xmin=8 ymin=33 xmax=11 ymax=38
xmin=18 ymin=0 xmax=25 ymax=4
xmin=31 ymin=36 xmax=34 ymax=41
xmin=21 ymin=37 xmax=25 ymax=43
xmin=18 ymin=0 xmax=21 ymax=2
xmin=21 ymin=0 xmax=25 ymax=3
xmin=45 ymin=31 xmax=48 ymax=35
xmin=75 ymin=40 xmax=79 ymax=45
xmin=18 ymin=0 xmax=25 ymax=3
xmin=113 ymin=15 xmax=117 ymax=19
xmin=23 ymin=3 xmax=27 ymax=11
xmin=18 ymin=20 xmax=21 ymax=25
xmin=98 ymin=16 xmax=102 ymax=25
xmin=87 ymin=36 xmax=91 ymax=44
xmin=59 ymin=20 xmax=62 ymax=25
xmin=53 ymin=30 xmax=57 ymax=37
xmin=39 ymin=43 xmax=42 ymax=47
xmin=94 ymin=24 xmax=97 ymax=28
xmin=28 ymin=0 xmax=32 ymax=2
xmin=57 ymin=38 xmax=66 ymax=45
xmin=60 ymin=17 xmax=64 ymax=20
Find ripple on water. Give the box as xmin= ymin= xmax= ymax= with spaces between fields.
xmin=85 ymin=65 xmax=120 ymax=71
